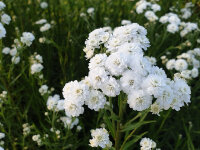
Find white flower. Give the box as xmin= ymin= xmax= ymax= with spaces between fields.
xmin=9 ymin=47 xmax=17 ymax=56
xmin=100 ymin=77 xmax=121 ymax=97
xmin=171 ymin=77 xmax=191 ymax=111
xmin=89 ymin=54 xmax=107 ymax=70
xmin=64 ymin=100 xmax=84 ymax=117
xmin=20 ymin=32 xmax=35 ymax=46
xmin=85 ymin=90 xmax=106 ymax=111
xmin=167 ymin=23 xmax=179 ymax=34
xmin=0 ymin=23 xmax=6 ymax=39
xmin=47 ymin=94 xmax=60 ymax=110
xmin=140 ymin=137 xmax=156 ymax=150
xmin=89 ymin=128 xmax=112 ymax=148
xmin=40 ymin=2 xmax=48 ymax=9
xmin=166 ymin=59 xmax=175 ymax=70
xmin=11 ymin=56 xmax=20 ymax=64
xmin=62 ymin=80 xmax=89 ymax=105
xmin=40 ymin=23 xmax=51 ymax=32
xmin=2 ymin=47 xmax=10 ymax=54
xmin=142 ymin=74 xmax=166 ymax=97
xmin=105 ymin=52 xmax=128 ymax=76
xmin=150 ymin=103 xmax=162 ymax=116
xmin=39 ymin=85 xmax=48 ymax=95
xmin=121 ymin=20 xmax=131 ymax=25
xmin=120 ymin=70 xmax=141 ymax=94
xmin=31 ymin=63 xmax=43 ymax=74
xmin=144 ymin=11 xmax=158 ymax=22
xmin=128 ymin=90 xmax=152 ymax=111
xmin=0 ymin=2 xmax=5 ymax=11
xmin=87 ymin=7 xmax=95 ymax=14
xmin=35 ymin=19 xmax=47 ymax=25
xmin=57 ymin=100 xmax=64 ymax=110
xmin=88 ymin=67 xmax=109 ymax=89
xmin=191 ymin=68 xmax=198 ymax=78
xmin=156 ymin=86 xmax=173 ymax=110
xmin=1 ymin=14 xmax=11 ymax=25
xmin=0 ymin=133 xmax=5 ymax=139
xmin=175 ymin=59 xmax=188 ymax=71
xmin=159 ymin=16 xmax=169 ymax=24
xmin=151 ymin=4 xmax=161 ymax=12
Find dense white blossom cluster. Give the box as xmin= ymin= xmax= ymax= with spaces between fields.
xmin=159 ymin=13 xmax=181 ymax=33
xmin=29 ymin=52 xmax=44 ymax=74
xmin=0 ymin=131 xmax=5 ymax=148
xmin=136 ymin=0 xmax=160 ymax=22
xmin=62 ymin=23 xmax=191 ymax=117
xmin=140 ymin=137 xmax=160 ymax=150
xmin=164 ymin=48 xmax=200 ymax=80
xmin=89 ymin=128 xmax=112 ymax=148
xmin=159 ymin=12 xmax=199 ymax=35
xmin=180 ymin=22 xmax=198 ymax=37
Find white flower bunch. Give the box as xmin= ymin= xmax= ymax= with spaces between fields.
xmin=39 ymin=85 xmax=49 ymax=96
xmin=135 ymin=0 xmax=160 ymax=22
xmin=46 ymin=94 xmax=62 ymax=111
xmin=180 ymin=2 xmax=194 ymax=19
xmin=89 ymin=128 xmax=112 ymax=148
xmin=20 ymin=32 xmax=35 ymax=46
xmin=1 ymin=14 xmax=11 ymax=25
xmin=22 ymin=123 xmax=31 ymax=136
xmin=180 ymin=22 xmax=198 ymax=37
xmin=40 ymin=23 xmax=51 ymax=32
xmin=29 ymin=52 xmax=44 ymax=74
xmin=62 ymin=23 xmax=191 ymax=117
xmin=0 ymin=2 xmax=5 ymax=11
xmin=32 ymin=134 xmax=42 ymax=146
xmin=159 ymin=13 xmax=181 ymax=33
xmin=165 ymin=48 xmax=200 ymax=79
xmin=140 ymin=137 xmax=158 ymax=150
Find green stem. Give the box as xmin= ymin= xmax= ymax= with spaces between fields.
xmin=114 ymin=94 xmax=124 ymax=150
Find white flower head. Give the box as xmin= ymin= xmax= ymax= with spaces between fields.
xmin=20 ymin=32 xmax=35 ymax=46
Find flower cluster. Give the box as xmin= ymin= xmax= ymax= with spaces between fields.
xmin=29 ymin=52 xmax=44 ymax=75
xmin=180 ymin=2 xmax=194 ymax=19
xmin=164 ymin=48 xmax=200 ymax=79
xmin=46 ymin=94 xmax=63 ymax=111
xmin=136 ymin=0 xmax=161 ymax=22
xmin=20 ymin=32 xmax=35 ymax=46
xmin=0 ymin=1 xmax=11 ymax=39
xmin=63 ymin=23 xmax=191 ymax=118
xmin=23 ymin=123 xmax=31 ymax=136
xmin=39 ymin=85 xmax=53 ymax=96
xmin=140 ymin=137 xmax=160 ymax=150
xmin=35 ymin=19 xmax=51 ymax=32
xmin=159 ymin=13 xmax=181 ymax=33
xmin=89 ymin=128 xmax=112 ymax=148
